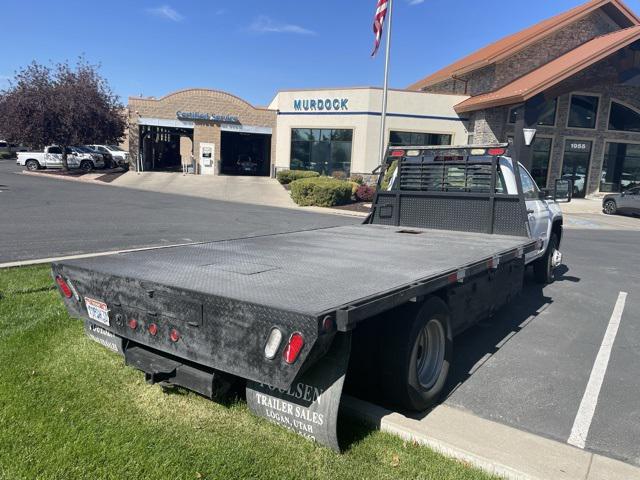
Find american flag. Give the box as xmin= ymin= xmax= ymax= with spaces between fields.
xmin=371 ymin=0 xmax=389 ymax=57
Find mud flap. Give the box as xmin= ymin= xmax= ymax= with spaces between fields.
xmin=84 ymin=320 xmax=124 ymax=355
xmin=246 ymin=332 xmax=352 ymax=452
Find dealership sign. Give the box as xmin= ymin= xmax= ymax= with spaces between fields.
xmin=293 ymin=98 xmax=349 ymax=112
xmin=176 ymin=111 xmax=240 ymax=123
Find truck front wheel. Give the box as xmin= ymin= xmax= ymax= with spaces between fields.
xmin=381 ymin=297 xmax=452 ymax=412
xmin=533 ymin=234 xmax=559 ymax=284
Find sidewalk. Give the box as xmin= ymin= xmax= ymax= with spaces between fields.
xmin=560 ymin=198 xmax=604 ymax=215
xmin=110 ymin=171 xmax=297 ymax=209
xmin=342 ymin=397 xmax=640 ymax=480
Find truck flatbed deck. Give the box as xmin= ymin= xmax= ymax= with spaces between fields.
xmin=61 ymin=224 xmax=535 ymax=320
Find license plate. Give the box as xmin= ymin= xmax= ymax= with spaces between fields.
xmin=85 ymin=297 xmax=110 ymax=326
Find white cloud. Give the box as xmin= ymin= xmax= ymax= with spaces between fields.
xmin=408 ymin=0 xmax=425 ymax=5
xmin=249 ymin=15 xmax=316 ymax=35
xmin=147 ymin=5 xmax=184 ymax=22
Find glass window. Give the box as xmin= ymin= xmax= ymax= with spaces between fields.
xmin=608 ymin=102 xmax=640 ymax=132
xmin=291 ymin=129 xmax=312 ymax=142
xmin=331 ymin=129 xmax=352 ymax=141
xmin=290 ymin=128 xmax=353 ymax=176
xmin=467 ymin=134 xmax=474 ymax=145
xmin=519 ymin=167 xmax=539 ymax=199
xmin=562 ymin=140 xmax=592 ymax=198
xmin=389 ymin=131 xmax=452 ymax=146
xmin=508 ymin=99 xmax=557 ymax=126
xmin=48 ymin=147 xmax=62 ymax=154
xmin=531 ymin=137 xmax=552 ymax=188
xmin=601 ymin=142 xmax=640 ymax=192
xmin=568 ymin=95 xmax=599 ymax=129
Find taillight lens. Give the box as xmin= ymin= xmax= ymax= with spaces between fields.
xmin=487 ymin=148 xmax=506 ymax=156
xmin=55 ymin=275 xmax=73 ymax=299
xmin=148 ymin=323 xmax=158 ymax=336
xmin=391 ymin=149 xmax=405 ymax=157
xmin=264 ymin=327 xmax=283 ymax=359
xmin=169 ymin=329 xmax=180 ymax=343
xmin=283 ymin=333 xmax=304 ymax=364
xmin=128 ymin=319 xmax=138 ymax=330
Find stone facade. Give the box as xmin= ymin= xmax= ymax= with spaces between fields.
xmin=421 ymin=6 xmax=640 ymax=197
xmin=423 ymin=10 xmax=617 ymax=97
xmin=128 ymin=89 xmax=277 ymax=174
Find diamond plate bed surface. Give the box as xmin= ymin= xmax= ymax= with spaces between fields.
xmin=60 ymin=225 xmax=533 ymax=316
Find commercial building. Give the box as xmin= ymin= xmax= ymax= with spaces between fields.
xmin=127 ymin=87 xmax=468 ymax=179
xmin=409 ymin=0 xmax=640 ymax=197
xmin=128 ymin=89 xmax=276 ymax=176
xmin=268 ymin=88 xmax=469 ymax=178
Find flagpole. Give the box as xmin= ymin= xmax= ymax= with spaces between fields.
xmin=377 ymin=0 xmax=394 ymax=168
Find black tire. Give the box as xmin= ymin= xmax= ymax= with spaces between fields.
xmin=380 ymin=297 xmax=452 ymax=412
xmin=25 ymin=159 xmax=40 ymax=171
xmin=80 ymin=160 xmax=93 ymax=172
xmin=603 ymin=200 xmax=617 ymax=215
xmin=533 ymin=234 xmax=559 ymax=284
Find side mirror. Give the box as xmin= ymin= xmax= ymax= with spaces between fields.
xmin=540 ymin=188 xmax=552 ymax=200
xmin=553 ymin=179 xmax=572 ymax=203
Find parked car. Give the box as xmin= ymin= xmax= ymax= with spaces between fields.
xmin=80 ymin=145 xmax=114 ymax=168
xmin=237 ymin=154 xmax=258 ymax=173
xmin=603 ymin=187 xmax=640 ymax=216
xmin=0 ymin=140 xmax=9 ymax=153
xmin=17 ymin=146 xmax=104 ymax=172
xmin=87 ymin=145 xmax=129 ymax=169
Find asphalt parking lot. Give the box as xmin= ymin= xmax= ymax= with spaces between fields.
xmin=444 ymin=228 xmax=640 ymax=467
xmin=2 ymin=158 xmax=639 ymax=469
xmin=0 ymin=161 xmax=354 ymax=264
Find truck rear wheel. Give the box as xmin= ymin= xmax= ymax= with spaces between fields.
xmin=26 ymin=160 xmax=40 ymax=171
xmin=381 ymin=297 xmax=452 ymax=412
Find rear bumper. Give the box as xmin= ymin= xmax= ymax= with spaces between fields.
xmin=54 ymin=264 xmax=330 ymax=390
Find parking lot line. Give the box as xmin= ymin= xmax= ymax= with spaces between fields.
xmin=568 ymin=291 xmax=628 ymax=449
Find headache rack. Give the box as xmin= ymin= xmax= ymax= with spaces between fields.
xmin=368 ymin=144 xmax=531 ymax=237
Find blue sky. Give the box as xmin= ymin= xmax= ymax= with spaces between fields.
xmin=2 ymin=0 xmax=640 ymax=106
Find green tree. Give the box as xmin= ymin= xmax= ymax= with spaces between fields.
xmin=0 ymin=59 xmax=126 ymax=170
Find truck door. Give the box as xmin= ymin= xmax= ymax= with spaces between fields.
xmin=519 ymin=165 xmax=550 ymax=261
xmin=45 ymin=147 xmax=63 ymax=168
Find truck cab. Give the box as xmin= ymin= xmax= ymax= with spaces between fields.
xmin=17 ymin=146 xmax=104 ymax=171
xmin=384 ymin=145 xmax=568 ymax=283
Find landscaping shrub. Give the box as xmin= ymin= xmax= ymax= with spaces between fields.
xmin=276 ymin=169 xmax=320 ymax=185
xmin=331 ymin=170 xmax=347 ymax=180
xmin=356 ymin=184 xmax=376 ymax=202
xmin=347 ymin=181 xmax=360 ymax=196
xmin=290 ymin=177 xmax=353 ymax=207
xmin=0 ymin=152 xmax=15 ymax=160
xmin=349 ymin=175 xmax=364 ymax=185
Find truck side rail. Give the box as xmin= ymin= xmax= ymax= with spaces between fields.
xmin=368 ymin=144 xmax=531 ymax=237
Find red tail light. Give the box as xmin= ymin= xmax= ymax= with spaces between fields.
xmin=55 ymin=275 xmax=73 ymax=299
xmin=487 ymin=148 xmax=506 ymax=156
xmin=148 ymin=323 xmax=158 ymax=336
xmin=169 ymin=329 xmax=180 ymax=343
xmin=128 ymin=319 xmax=138 ymax=330
xmin=283 ymin=333 xmax=304 ymax=364
xmin=391 ymin=150 xmax=405 ymax=157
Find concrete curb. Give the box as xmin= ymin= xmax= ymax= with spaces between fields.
xmin=342 ymin=396 xmax=640 ymax=480
xmin=20 ymin=170 xmax=111 ymax=185
xmin=0 ymin=242 xmax=201 ymax=269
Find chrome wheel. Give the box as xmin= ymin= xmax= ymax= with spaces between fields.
xmin=415 ymin=318 xmax=446 ymax=391
xmin=603 ymin=200 xmax=617 ymax=215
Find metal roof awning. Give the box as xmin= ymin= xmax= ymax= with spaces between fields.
xmin=138 ymin=117 xmax=195 ymax=129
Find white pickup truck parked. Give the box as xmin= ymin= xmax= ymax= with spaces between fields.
xmin=17 ymin=146 xmax=104 ymax=172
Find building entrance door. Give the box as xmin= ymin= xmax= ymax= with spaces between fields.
xmin=562 ymin=139 xmax=592 ymax=198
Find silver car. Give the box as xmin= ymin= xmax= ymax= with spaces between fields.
xmin=603 ymin=187 xmax=640 ymax=216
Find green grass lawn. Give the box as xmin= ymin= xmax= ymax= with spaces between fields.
xmin=0 ymin=265 xmax=496 ymax=480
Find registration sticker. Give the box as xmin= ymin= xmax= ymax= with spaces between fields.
xmin=85 ymin=297 xmax=110 ymax=326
